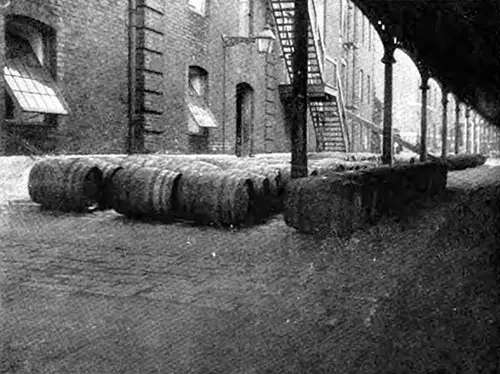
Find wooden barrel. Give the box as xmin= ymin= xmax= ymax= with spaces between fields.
xmin=118 ymin=159 xmax=148 ymax=169
xmin=174 ymin=171 xmax=224 ymax=225
xmin=174 ymin=171 xmax=253 ymax=226
xmin=88 ymin=158 xmax=124 ymax=210
xmin=28 ymin=157 xmax=103 ymax=212
xmin=218 ymin=172 xmax=253 ymax=226
xmin=230 ymin=170 xmax=271 ymax=222
xmin=142 ymin=158 xmax=220 ymax=174
xmin=110 ymin=165 xmax=182 ymax=221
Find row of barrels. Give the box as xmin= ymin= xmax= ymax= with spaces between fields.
xmin=27 ymin=157 xmax=290 ymax=227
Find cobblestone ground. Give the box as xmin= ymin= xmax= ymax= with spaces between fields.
xmin=0 ymin=159 xmax=499 ymax=373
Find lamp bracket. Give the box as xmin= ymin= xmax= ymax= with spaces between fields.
xmin=222 ymin=35 xmax=257 ymax=48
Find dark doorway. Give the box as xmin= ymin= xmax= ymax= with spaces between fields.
xmin=235 ymin=83 xmax=254 ymax=157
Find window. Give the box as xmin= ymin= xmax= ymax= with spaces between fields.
xmin=4 ymin=17 xmax=68 ymax=125
xmin=238 ymin=0 xmax=253 ymax=37
xmin=362 ymin=15 xmax=365 ymax=45
xmin=343 ymin=0 xmax=349 ymax=38
xmin=367 ymin=74 xmax=371 ymax=104
xmin=353 ymin=7 xmax=358 ymax=43
xmin=188 ymin=0 xmax=206 ymax=16
xmin=368 ymin=24 xmax=372 ymax=50
xmin=359 ymin=69 xmax=364 ymax=102
xmin=187 ymin=66 xmax=217 ymax=134
xmin=339 ymin=0 xmax=343 ymax=34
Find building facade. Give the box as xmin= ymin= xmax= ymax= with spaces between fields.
xmin=322 ymin=0 xmax=384 ymax=153
xmin=0 ymin=0 xmax=385 ymax=156
xmin=0 ymin=0 xmax=300 ymax=156
xmin=0 ymin=0 xmax=130 ymax=155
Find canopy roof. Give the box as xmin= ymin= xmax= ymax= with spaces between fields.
xmin=355 ymin=0 xmax=500 ymax=125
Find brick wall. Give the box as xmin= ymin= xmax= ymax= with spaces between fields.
xmin=0 ymin=0 xmax=385 ymax=156
xmin=137 ymin=0 xmax=290 ymax=155
xmin=0 ymin=0 xmax=129 ymax=155
xmin=322 ymin=0 xmax=384 ymax=153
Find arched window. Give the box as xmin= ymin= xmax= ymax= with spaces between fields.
xmin=3 ymin=16 xmax=68 ymax=125
xmin=188 ymin=66 xmax=208 ymax=101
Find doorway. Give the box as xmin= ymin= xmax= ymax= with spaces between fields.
xmin=235 ymin=83 xmax=254 ymax=157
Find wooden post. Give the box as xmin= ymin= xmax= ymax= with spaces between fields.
xmin=419 ymin=69 xmax=430 ymax=162
xmin=381 ymin=39 xmax=396 ymax=165
xmin=290 ymin=0 xmax=308 ymax=178
xmin=441 ymin=92 xmax=448 ymax=158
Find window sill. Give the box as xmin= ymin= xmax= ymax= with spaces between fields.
xmin=4 ymin=119 xmax=50 ymax=126
xmin=188 ymin=7 xmax=206 ymax=17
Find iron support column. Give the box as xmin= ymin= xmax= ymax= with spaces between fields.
xmin=381 ymin=40 xmax=396 ymax=165
xmin=291 ymin=0 xmax=308 ymax=178
xmin=441 ymin=92 xmax=449 ymax=158
xmin=419 ymin=69 xmax=430 ymax=162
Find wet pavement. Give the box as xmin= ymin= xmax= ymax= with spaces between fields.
xmin=0 ymin=159 xmax=499 ymax=373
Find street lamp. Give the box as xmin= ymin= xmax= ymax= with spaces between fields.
xmin=221 ymin=25 xmax=276 ymax=155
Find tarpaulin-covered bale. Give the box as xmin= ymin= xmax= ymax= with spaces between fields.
xmin=426 ymin=161 xmax=449 ymax=198
xmin=110 ymin=164 xmax=181 ymax=221
xmin=360 ymin=165 xmax=394 ymax=218
xmin=284 ymin=175 xmax=364 ymax=237
xmin=445 ymin=154 xmax=487 ymax=171
xmin=309 ymin=158 xmax=376 ymax=176
xmin=28 ymin=157 xmax=103 ymax=212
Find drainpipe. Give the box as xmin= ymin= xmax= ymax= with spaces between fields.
xmin=127 ymin=0 xmax=137 ymax=154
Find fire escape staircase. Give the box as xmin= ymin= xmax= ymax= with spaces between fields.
xmin=270 ymin=0 xmax=350 ymax=152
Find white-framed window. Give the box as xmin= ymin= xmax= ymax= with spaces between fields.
xmin=359 ymin=69 xmax=364 ymax=102
xmin=367 ymin=74 xmax=371 ymax=104
xmin=339 ymin=0 xmax=343 ymax=34
xmin=188 ymin=0 xmax=206 ymax=16
xmin=361 ymin=15 xmax=365 ymax=45
xmin=238 ymin=0 xmax=252 ymax=37
xmin=368 ymin=24 xmax=372 ymax=51
xmin=187 ymin=66 xmax=217 ymax=134
xmin=4 ymin=16 xmax=69 ymax=125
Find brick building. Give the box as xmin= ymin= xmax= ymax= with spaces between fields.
xmin=0 ymin=0 xmax=383 ymax=156
xmin=320 ymin=0 xmax=384 ymax=153
xmin=0 ymin=0 xmax=130 ymax=155
xmin=0 ymin=0 xmax=297 ymax=155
